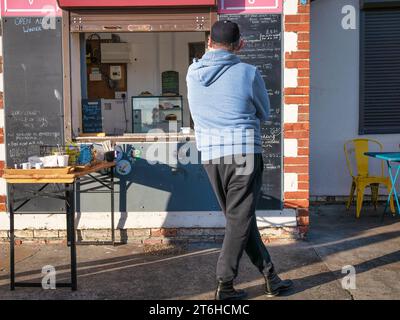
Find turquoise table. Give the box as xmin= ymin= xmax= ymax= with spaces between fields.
xmin=365 ymin=152 xmax=400 ymax=220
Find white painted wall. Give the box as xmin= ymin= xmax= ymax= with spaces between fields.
xmin=0 ymin=210 xmax=297 ymax=230
xmin=124 ymin=32 xmax=205 ymax=128
xmin=310 ymin=0 xmax=400 ymax=196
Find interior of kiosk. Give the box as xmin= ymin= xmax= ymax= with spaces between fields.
xmin=70 ymin=30 xmax=208 ymax=138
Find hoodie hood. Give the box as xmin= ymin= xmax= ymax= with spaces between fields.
xmin=187 ymin=49 xmax=241 ymax=87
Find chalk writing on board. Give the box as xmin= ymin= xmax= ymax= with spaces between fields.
xmin=3 ymin=16 xmax=65 ymax=213
xmin=6 ymin=109 xmax=62 ymax=164
xmin=9 ymin=110 xmax=50 ymax=129
xmin=4 ymin=17 xmax=64 ymax=169
xmin=13 ymin=17 xmax=47 ymax=33
xmin=82 ymin=99 xmax=103 ymax=133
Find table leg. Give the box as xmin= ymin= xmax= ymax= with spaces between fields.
xmin=383 ymin=161 xmax=400 ymax=221
xmin=67 ymin=183 xmax=77 ymax=291
xmin=392 ymin=166 xmax=400 ymax=214
xmin=111 ymin=168 xmax=115 ymax=245
xmin=66 ymin=183 xmax=71 ymax=247
xmin=9 ymin=185 xmax=15 ymax=291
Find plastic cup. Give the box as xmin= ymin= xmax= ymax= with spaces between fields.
xmin=35 ymin=163 xmax=44 ymax=169
xmin=57 ymin=155 xmax=69 ymax=167
xmin=22 ymin=163 xmax=31 ymax=170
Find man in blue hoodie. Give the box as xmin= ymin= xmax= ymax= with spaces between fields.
xmin=187 ymin=20 xmax=293 ymax=300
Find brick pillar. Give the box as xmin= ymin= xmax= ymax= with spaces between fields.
xmin=283 ymin=0 xmax=310 ymax=237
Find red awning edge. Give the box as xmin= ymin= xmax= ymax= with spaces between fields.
xmin=57 ymin=0 xmax=217 ymax=10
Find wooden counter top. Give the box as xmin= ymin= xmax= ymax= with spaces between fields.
xmin=75 ymin=133 xmax=195 ymax=143
xmin=4 ymin=161 xmax=116 ymax=184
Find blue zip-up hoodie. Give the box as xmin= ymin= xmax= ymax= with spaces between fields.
xmin=186 ymin=49 xmax=270 ymax=161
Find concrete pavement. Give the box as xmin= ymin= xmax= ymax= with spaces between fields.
xmin=0 ymin=204 xmax=399 ymax=300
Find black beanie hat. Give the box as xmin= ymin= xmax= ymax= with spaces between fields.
xmin=211 ymin=20 xmax=241 ymax=44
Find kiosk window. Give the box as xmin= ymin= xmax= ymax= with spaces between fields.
xmin=73 ymin=31 xmax=207 ymax=137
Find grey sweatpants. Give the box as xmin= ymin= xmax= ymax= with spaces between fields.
xmin=203 ymin=153 xmax=272 ymax=282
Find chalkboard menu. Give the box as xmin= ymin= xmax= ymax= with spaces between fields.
xmin=3 ymin=17 xmax=64 ymax=166
xmin=220 ymin=14 xmax=282 ymax=210
xmin=82 ymin=99 xmax=103 ymax=133
xmin=3 ymin=16 xmax=66 ymax=213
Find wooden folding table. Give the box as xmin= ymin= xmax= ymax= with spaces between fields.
xmin=4 ymin=161 xmax=116 ymax=291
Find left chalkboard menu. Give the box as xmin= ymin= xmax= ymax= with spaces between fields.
xmin=3 ymin=17 xmax=65 ymax=213
xmin=3 ymin=17 xmax=64 ymax=167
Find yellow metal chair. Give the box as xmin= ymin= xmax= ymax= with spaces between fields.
xmin=344 ymin=139 xmax=395 ymax=218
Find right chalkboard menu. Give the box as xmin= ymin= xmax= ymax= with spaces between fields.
xmin=220 ymin=14 xmax=282 ymax=210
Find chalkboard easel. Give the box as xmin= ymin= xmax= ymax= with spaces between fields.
xmin=3 ymin=16 xmax=65 ymax=212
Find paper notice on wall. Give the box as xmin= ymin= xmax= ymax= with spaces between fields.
xmin=101 ymin=99 xmax=130 ymax=135
xmin=89 ymin=67 xmax=102 ymax=81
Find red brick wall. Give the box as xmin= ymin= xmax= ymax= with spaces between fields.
xmin=283 ymin=1 xmax=310 ymax=236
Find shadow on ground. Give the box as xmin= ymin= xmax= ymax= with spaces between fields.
xmin=0 ymin=203 xmax=399 ymax=300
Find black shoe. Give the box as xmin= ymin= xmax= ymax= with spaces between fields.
xmin=214 ymin=280 xmax=248 ymax=301
xmin=262 ymin=265 xmax=293 ymax=297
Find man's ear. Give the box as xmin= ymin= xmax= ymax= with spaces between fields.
xmin=236 ymin=39 xmax=245 ymax=52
